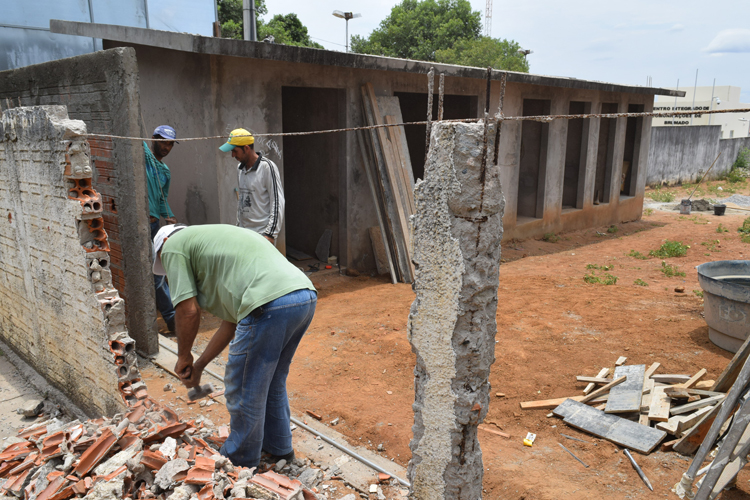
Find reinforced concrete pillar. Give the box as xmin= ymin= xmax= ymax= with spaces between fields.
xmin=408 ymin=120 xmax=504 ymax=499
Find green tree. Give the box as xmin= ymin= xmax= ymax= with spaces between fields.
xmin=435 ymin=37 xmax=529 ymax=72
xmin=351 ymin=0 xmax=481 ymax=61
xmin=260 ymin=14 xmax=323 ymax=48
xmin=217 ymin=0 xmax=322 ymax=49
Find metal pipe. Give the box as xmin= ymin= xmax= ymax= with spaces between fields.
xmin=624 ymin=449 xmax=653 ymax=491
xmin=158 ymin=340 xmax=410 ymax=488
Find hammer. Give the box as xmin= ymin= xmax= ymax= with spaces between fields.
xmin=187 ymin=383 xmax=215 ymax=401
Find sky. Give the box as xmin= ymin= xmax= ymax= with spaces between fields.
xmin=247 ymin=0 xmax=750 ymax=103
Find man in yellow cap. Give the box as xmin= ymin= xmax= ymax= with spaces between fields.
xmin=220 ymin=129 xmax=285 ymax=244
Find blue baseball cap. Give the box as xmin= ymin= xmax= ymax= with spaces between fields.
xmin=153 ymin=125 xmax=178 ymax=143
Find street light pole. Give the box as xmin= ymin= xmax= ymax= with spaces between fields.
xmin=333 ymin=11 xmax=361 ymax=52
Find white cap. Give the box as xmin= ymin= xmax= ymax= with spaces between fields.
xmin=153 ymin=224 xmax=186 ymax=275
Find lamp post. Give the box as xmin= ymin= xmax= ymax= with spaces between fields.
xmin=518 ymin=48 xmax=533 ymax=61
xmin=333 ymin=10 xmax=361 ymax=52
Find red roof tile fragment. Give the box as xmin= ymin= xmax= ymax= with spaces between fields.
xmin=35 ymin=476 xmax=68 ymax=500
xmin=72 ymin=429 xmax=118 ymax=477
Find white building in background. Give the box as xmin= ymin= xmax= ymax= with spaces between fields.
xmin=653 ymin=86 xmax=750 ymax=138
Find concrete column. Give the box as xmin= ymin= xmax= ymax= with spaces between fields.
xmin=408 ymin=121 xmax=504 ymax=499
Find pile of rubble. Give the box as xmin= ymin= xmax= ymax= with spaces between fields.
xmin=0 ymin=398 xmax=327 ymax=500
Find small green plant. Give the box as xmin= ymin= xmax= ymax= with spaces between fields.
xmin=644 ymin=208 xmax=654 ymax=216
xmin=738 ymin=217 xmax=750 ymax=243
xmin=542 ymin=232 xmax=560 ymax=243
xmin=628 ymin=250 xmax=648 ymax=260
xmin=650 ymin=189 xmax=675 ymax=202
xmin=586 ymin=264 xmax=614 ymax=271
xmin=661 ymin=261 xmax=686 ymax=278
xmin=717 ymin=223 xmax=729 ymax=233
xmin=735 ymin=147 xmax=750 ymax=170
xmin=584 ymin=272 xmax=618 ymax=285
xmin=634 ymin=278 xmax=648 ymax=287
xmin=650 ymin=240 xmax=689 ymax=258
xmin=607 ymin=225 xmax=619 ymax=234
xmin=702 ymin=240 xmax=721 ymax=252
xmin=693 ymin=290 xmax=704 ymax=298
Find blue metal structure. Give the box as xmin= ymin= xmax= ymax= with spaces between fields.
xmin=0 ymin=0 xmax=214 ymax=71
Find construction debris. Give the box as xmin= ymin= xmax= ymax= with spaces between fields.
xmin=0 ymin=398 xmax=357 ymax=500
xmin=520 ymin=356 xmax=729 ymax=457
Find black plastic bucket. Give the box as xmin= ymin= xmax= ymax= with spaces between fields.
xmin=714 ymin=204 xmax=727 ymax=216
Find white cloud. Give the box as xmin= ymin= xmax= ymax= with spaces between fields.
xmin=669 ymin=24 xmax=684 ymax=32
xmin=704 ymin=29 xmax=750 ymax=53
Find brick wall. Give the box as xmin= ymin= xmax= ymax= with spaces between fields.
xmin=0 ymin=48 xmax=158 ymax=354
xmin=0 ymin=106 xmax=149 ymax=416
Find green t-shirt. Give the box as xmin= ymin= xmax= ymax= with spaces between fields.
xmin=161 ymin=225 xmax=316 ymax=323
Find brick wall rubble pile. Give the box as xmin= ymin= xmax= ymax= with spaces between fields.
xmin=0 ymin=401 xmax=306 ymax=500
xmin=408 ymin=121 xmax=504 ymax=500
xmin=0 ymin=106 xmax=150 ymax=416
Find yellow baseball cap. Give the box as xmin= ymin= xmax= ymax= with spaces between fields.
xmin=219 ymin=128 xmax=255 ymax=152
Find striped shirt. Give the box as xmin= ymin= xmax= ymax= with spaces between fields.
xmin=236 ymin=153 xmax=285 ymax=240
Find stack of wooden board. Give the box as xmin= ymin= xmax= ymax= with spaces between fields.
xmin=357 ymin=83 xmax=416 ymax=283
xmin=520 ymin=356 xmax=731 ymax=455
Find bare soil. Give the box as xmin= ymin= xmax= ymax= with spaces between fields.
xmin=144 ymin=206 xmax=750 ymax=499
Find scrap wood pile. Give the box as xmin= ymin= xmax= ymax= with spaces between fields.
xmin=0 ymin=398 xmax=311 ymax=500
xmin=521 ymin=356 xmax=733 ymax=455
xmin=357 ymin=82 xmax=416 ymax=284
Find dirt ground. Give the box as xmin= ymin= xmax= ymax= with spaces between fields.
xmin=143 ymin=199 xmax=750 ymax=499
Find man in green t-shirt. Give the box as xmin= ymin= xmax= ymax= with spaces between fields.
xmin=153 ymin=224 xmax=317 ymax=468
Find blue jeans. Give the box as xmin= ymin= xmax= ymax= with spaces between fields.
xmin=150 ymin=221 xmax=175 ymax=324
xmin=220 ymin=288 xmax=317 ymax=468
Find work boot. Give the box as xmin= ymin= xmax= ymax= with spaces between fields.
xmin=261 ymin=450 xmax=295 ymax=464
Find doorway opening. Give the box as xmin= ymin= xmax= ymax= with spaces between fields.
xmin=281 ymin=87 xmax=344 ymax=260
xmin=394 ymin=92 xmax=477 ymax=181
xmin=621 ymin=104 xmax=644 ymax=197
xmin=562 ymin=101 xmax=591 ymax=210
xmin=593 ymin=102 xmax=619 ymax=205
xmin=518 ymin=98 xmax=551 ymax=221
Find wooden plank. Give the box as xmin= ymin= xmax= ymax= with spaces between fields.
xmin=712 ymin=333 xmax=750 ymax=393
xmin=680 ymin=368 xmax=707 ymax=389
xmin=585 ymin=368 xmax=610 ymax=395
xmin=644 ymin=362 xmax=661 ymax=379
xmin=384 ymin=115 xmax=415 ymax=216
xmin=615 ymin=356 xmax=627 ymax=366
xmin=577 ymin=376 xmax=612 ymax=384
xmin=695 ymin=380 xmax=716 ymax=390
xmin=672 ymin=403 xmax=725 ymax=455
xmin=651 ymin=374 xmax=691 ymax=384
xmin=648 ymin=387 xmax=672 ymax=422
xmin=606 ymin=365 xmax=645 ymax=414
xmin=580 ymin=376 xmax=627 ymax=404
xmin=382 ymin=116 xmax=414 ymax=222
xmin=640 ymin=393 xmax=652 ymax=413
xmin=552 ymin=399 xmax=666 ymax=454
xmin=363 ymin=84 xmax=414 ymax=282
xmin=642 ymin=377 xmax=655 ymax=395
xmin=670 ymin=395 xmax=725 ymax=416
xmin=377 ymin=96 xmax=416 ymax=187
xmin=676 ymin=405 xmax=715 ymax=433
xmin=356 ymin=130 xmax=398 ymax=283
xmin=638 ymin=413 xmax=650 ymax=426
xmin=368 ymin=227 xmax=390 ymax=277
xmin=478 ymin=425 xmax=510 ymax=438
xmin=520 ymin=394 xmax=608 ymax=410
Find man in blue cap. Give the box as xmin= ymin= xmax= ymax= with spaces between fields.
xmin=144 ymin=125 xmax=178 ymax=333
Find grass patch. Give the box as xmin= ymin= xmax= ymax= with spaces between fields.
xmin=607 ymin=225 xmax=619 ymax=234
xmin=586 ymin=264 xmax=615 ymax=271
xmin=738 ymin=217 xmax=750 ymax=243
xmin=661 ymin=261 xmax=686 ymax=278
xmin=634 ymin=278 xmax=648 ymax=287
xmin=693 ymin=290 xmax=704 ymax=298
xmin=649 ymin=189 xmax=675 ymax=202
xmin=702 ymin=240 xmax=721 ymax=252
xmin=717 ymin=223 xmax=729 ymax=233
xmin=644 ymin=208 xmax=654 ymax=216
xmin=628 ymin=250 xmax=648 ymax=260
xmin=650 ymin=240 xmax=689 ymax=258
xmin=584 ymin=272 xmax=618 ymax=285
xmin=542 ymin=232 xmax=560 ymax=243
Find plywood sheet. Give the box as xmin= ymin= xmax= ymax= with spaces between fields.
xmin=553 ymin=399 xmax=666 ymax=454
